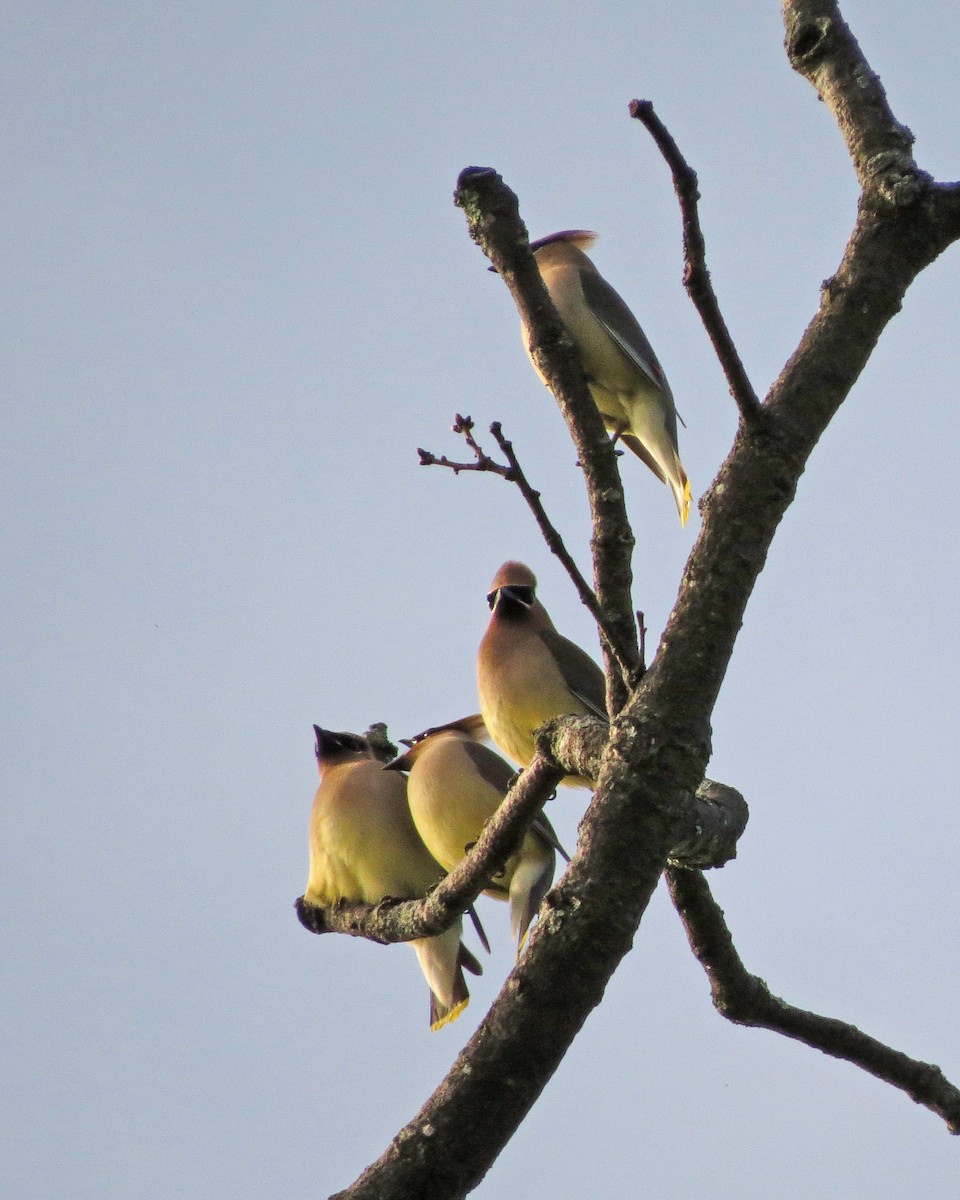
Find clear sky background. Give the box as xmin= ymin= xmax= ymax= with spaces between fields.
xmin=3 ymin=3 xmax=959 ymax=1197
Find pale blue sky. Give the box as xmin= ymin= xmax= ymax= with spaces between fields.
xmin=3 ymin=3 xmax=959 ymax=1196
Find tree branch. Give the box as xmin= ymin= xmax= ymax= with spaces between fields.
xmin=299 ymin=723 xmax=748 ymax=951
xmin=418 ymin=412 xmax=514 ymax=478
xmin=333 ymin=5 xmax=960 ymax=1194
xmin=420 ymin=415 xmax=642 ymax=688
xmin=454 ymin=167 xmax=640 ymax=711
xmin=783 ymin=0 xmax=922 ymax=201
xmin=666 ymin=780 xmax=749 ymax=870
xmin=667 ymin=868 xmax=960 ymax=1133
xmin=629 ymin=98 xmax=762 ymax=423
xmin=331 ymin=746 xmax=703 ymax=1200
xmin=297 ymin=754 xmax=564 ymax=943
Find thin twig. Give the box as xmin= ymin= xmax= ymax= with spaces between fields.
xmin=417 ymin=412 xmax=514 ymax=477
xmin=420 ymin=415 xmax=641 ymax=688
xmin=629 ymin=99 xmax=762 ymax=423
xmin=489 ymin=422 xmax=640 ymax=688
xmin=666 ymin=867 xmax=960 ymax=1133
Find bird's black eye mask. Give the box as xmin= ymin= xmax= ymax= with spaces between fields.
xmin=489 ymin=585 xmax=535 ymax=611
xmin=314 ymin=727 xmax=368 ymax=759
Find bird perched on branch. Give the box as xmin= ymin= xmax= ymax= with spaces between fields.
xmin=385 ymin=714 xmax=569 ymax=954
xmin=302 ymin=725 xmax=481 ymax=1030
xmin=523 ymin=229 xmax=690 ymax=525
xmin=477 ymin=561 xmax=606 ymax=787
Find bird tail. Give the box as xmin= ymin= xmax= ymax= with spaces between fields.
xmin=620 ymin=429 xmax=691 ymax=525
xmin=413 ymin=925 xmax=475 ymax=1032
xmin=673 ymin=469 xmax=692 ymax=527
xmin=509 ymin=850 xmax=556 ymax=957
xmin=428 ymin=978 xmax=470 ymax=1032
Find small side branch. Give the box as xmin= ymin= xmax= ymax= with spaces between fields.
xmin=667 ymin=779 xmax=749 ymax=870
xmin=417 ymin=412 xmax=513 ymax=478
xmin=296 ymin=754 xmax=565 ymax=943
xmin=420 ymin=415 xmax=641 ymax=689
xmin=636 ymin=611 xmax=647 ymax=674
xmin=667 ymin=867 xmax=960 ymax=1133
xmin=629 ymin=99 xmax=761 ymax=424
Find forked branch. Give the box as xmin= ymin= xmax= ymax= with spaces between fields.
xmin=667 ymin=868 xmax=960 ymax=1133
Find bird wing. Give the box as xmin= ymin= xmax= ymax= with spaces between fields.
xmin=463 ymin=742 xmax=570 ymax=861
xmin=580 ymin=269 xmax=671 ymax=398
xmin=537 ymin=629 xmax=607 ymax=719
xmin=462 ymin=741 xmax=517 ymax=794
xmin=618 ymin=430 xmax=668 ymax=482
xmin=531 ymin=813 xmax=571 ymax=862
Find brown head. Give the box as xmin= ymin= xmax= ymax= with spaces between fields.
xmin=485 ymin=561 xmax=554 ymax=630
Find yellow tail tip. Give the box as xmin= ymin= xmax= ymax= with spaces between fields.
xmin=430 ymin=997 xmax=469 ymax=1032
xmin=678 ymin=478 xmax=691 ymax=526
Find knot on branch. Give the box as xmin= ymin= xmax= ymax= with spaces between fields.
xmin=534 ymin=713 xmax=609 ymax=783
xmin=362 ymin=722 xmax=398 ymax=763
xmin=786 ymin=15 xmax=833 ymax=66
xmin=863 ymin=150 xmax=929 ymax=209
xmin=668 ymin=779 xmax=749 ymax=870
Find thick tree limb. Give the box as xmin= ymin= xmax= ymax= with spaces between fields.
xmin=332 ymin=754 xmax=684 ymax=1200
xmin=332 ymin=5 xmax=960 ymax=1196
xmin=628 ymin=98 xmax=762 ymax=424
xmin=454 ymin=167 xmax=640 ymax=711
xmin=667 ymin=868 xmax=960 ymax=1133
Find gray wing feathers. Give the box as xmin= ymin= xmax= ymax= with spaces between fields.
xmin=462 ymin=741 xmax=517 ymax=794
xmin=532 ymin=814 xmax=570 ymax=862
xmin=580 ymin=269 xmax=669 ymax=396
xmin=537 ymin=629 xmax=607 ymax=719
xmin=463 ymin=742 xmax=569 ymax=859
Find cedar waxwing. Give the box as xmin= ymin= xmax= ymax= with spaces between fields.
xmin=384 ymin=714 xmax=570 ymax=953
xmin=524 ymin=230 xmax=690 ymax=525
xmin=303 ymin=725 xmax=481 ymax=1031
xmin=477 ymin=562 xmax=606 ymax=787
